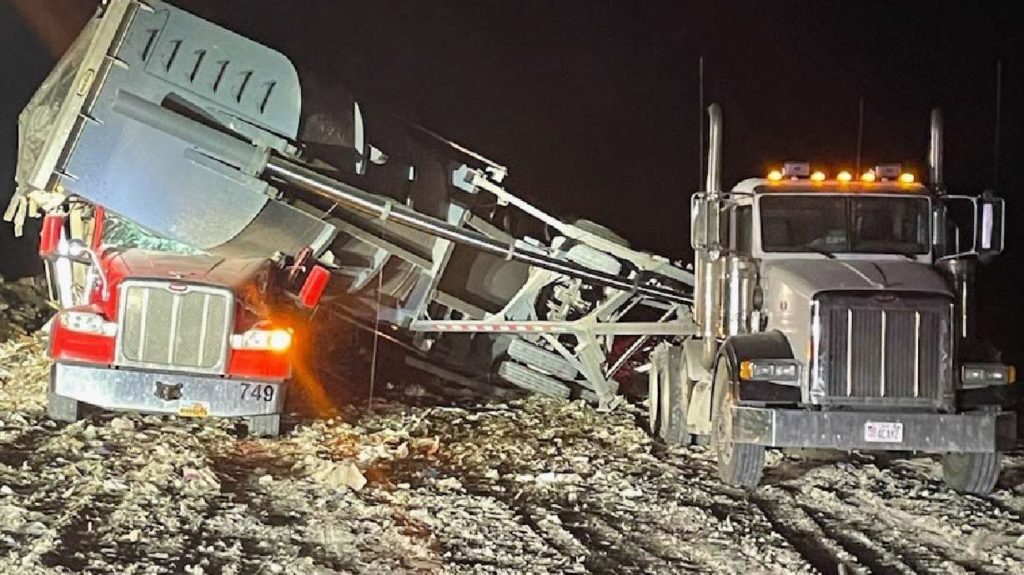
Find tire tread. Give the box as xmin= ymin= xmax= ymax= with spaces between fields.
xmin=943 ymin=451 xmax=1001 ymax=495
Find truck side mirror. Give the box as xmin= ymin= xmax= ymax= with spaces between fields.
xmin=934 ymin=193 xmax=1004 ymax=262
xmin=298 ymin=265 xmax=331 ymax=308
xmin=66 ymin=239 xmax=90 ymax=260
xmin=39 ymin=213 xmax=65 ymax=257
xmin=977 ymin=194 xmax=1004 ymax=260
xmin=91 ymin=205 xmax=106 ymax=250
xmin=691 ymin=194 xmax=724 ymax=258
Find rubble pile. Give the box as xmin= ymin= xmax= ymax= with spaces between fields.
xmin=0 ymin=276 xmax=50 ymax=343
xmin=0 ymin=333 xmax=50 ymax=413
xmin=0 ymin=330 xmax=1021 ymax=572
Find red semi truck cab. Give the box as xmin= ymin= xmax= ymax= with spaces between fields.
xmin=40 ymin=208 xmax=329 ymax=436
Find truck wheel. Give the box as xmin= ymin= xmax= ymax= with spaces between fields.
xmin=712 ymin=356 xmax=764 ymax=489
xmin=942 ymin=452 xmax=1001 ymax=495
xmin=658 ymin=346 xmax=692 ymax=445
xmin=248 ymin=414 xmax=282 ymax=438
xmin=47 ymin=393 xmax=83 ymax=423
xmin=648 ymin=344 xmax=690 ymax=444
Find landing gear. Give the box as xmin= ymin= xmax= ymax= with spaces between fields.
xmin=647 ymin=344 xmax=692 ymax=445
xmin=942 ymin=451 xmax=1001 ymax=495
xmin=712 ymin=355 xmax=764 ymax=489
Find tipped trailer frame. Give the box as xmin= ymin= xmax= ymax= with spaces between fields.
xmin=8 ymin=0 xmax=695 ymax=409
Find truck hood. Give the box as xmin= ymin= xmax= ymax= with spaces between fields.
xmin=102 ymin=248 xmax=273 ymax=292
xmin=762 ymin=259 xmax=951 ymax=299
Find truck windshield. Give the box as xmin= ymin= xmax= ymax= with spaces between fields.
xmin=760 ymin=195 xmax=929 ymax=256
xmin=103 ymin=211 xmax=204 ymax=255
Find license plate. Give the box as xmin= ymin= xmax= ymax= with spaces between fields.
xmin=864 ymin=421 xmax=903 ymax=443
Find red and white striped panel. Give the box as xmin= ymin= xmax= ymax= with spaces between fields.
xmin=411 ymin=321 xmax=569 ymax=334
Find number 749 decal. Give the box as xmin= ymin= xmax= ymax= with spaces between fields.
xmin=240 ymin=383 xmax=276 ymax=402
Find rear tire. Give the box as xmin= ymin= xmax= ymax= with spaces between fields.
xmin=248 ymin=414 xmax=282 ymax=438
xmin=648 ymin=344 xmax=691 ymax=444
xmin=47 ymin=393 xmax=83 ymax=423
xmin=712 ymin=355 xmax=765 ymax=489
xmin=658 ymin=346 xmax=691 ymax=445
xmin=942 ymin=451 xmax=1001 ymax=495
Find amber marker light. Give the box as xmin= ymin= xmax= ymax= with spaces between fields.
xmin=899 ymin=172 xmax=915 ymax=184
xmin=810 ymin=171 xmax=826 ymax=182
xmin=836 ymin=171 xmax=852 ymax=183
xmin=767 ymin=169 xmax=783 ymax=182
xmin=861 ymin=171 xmax=876 ymax=183
xmin=268 ymin=329 xmax=293 ymax=352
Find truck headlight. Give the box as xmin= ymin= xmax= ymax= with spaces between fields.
xmin=961 ymin=364 xmax=1016 ymax=388
xmin=739 ymin=359 xmax=800 ymax=384
xmin=59 ymin=311 xmax=116 ymax=336
xmin=231 ymin=328 xmax=292 ymax=352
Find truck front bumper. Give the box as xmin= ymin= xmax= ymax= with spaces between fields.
xmin=52 ymin=363 xmax=286 ymax=418
xmin=731 ymin=406 xmax=1016 ymax=453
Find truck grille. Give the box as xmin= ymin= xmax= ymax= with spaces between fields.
xmin=117 ymin=281 xmax=233 ymax=373
xmin=814 ymin=292 xmax=952 ymax=408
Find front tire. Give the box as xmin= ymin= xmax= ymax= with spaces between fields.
xmin=647 ymin=344 xmax=691 ymax=445
xmin=942 ymin=451 xmax=1001 ymax=495
xmin=712 ymin=355 xmax=765 ymax=489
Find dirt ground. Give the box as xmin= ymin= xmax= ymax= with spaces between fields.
xmin=1 ymin=332 xmax=1023 ymax=574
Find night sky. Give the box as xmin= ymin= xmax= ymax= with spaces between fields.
xmin=1 ymin=1 xmax=1022 ymax=360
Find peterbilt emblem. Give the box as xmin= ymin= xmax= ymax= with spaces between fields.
xmin=155 ymin=381 xmax=183 ymax=401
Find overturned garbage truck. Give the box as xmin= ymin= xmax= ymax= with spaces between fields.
xmin=7 ymin=0 xmax=1016 ymax=493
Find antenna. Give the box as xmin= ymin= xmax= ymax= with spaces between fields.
xmin=698 ymin=55 xmax=704 ymax=190
xmin=855 ymin=96 xmax=865 ymax=174
xmin=993 ymin=60 xmax=1003 ymax=189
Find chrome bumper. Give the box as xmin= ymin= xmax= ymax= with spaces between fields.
xmin=731 ymin=406 xmax=1016 ymax=453
xmin=52 ymin=363 xmax=286 ymax=418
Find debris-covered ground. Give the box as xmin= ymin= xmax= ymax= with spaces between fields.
xmin=0 ymin=307 xmax=1023 ymax=573
xmin=0 ymin=276 xmax=50 ymax=343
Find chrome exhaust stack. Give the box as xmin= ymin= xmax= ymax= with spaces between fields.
xmin=698 ymin=103 xmax=724 ymax=366
xmin=705 ymin=103 xmax=723 ymax=196
xmin=929 ymin=108 xmax=944 ymax=191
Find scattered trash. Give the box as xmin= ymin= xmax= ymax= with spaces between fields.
xmin=0 ymin=307 xmax=1020 ymax=573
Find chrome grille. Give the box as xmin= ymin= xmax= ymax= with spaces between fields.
xmin=117 ymin=281 xmax=232 ymax=373
xmin=815 ymin=292 xmax=952 ymax=408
